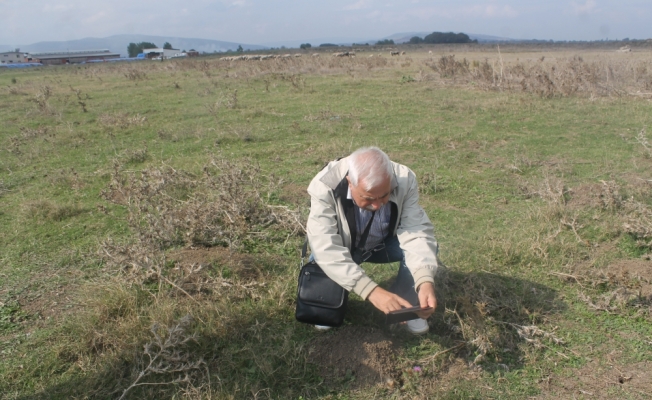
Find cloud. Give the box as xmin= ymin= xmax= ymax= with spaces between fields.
xmin=83 ymin=11 xmax=107 ymax=24
xmin=344 ymin=0 xmax=372 ymax=11
xmin=41 ymin=3 xmax=75 ymax=12
xmin=469 ymin=4 xmax=518 ymax=18
xmin=572 ymin=0 xmax=597 ymax=15
xmin=231 ymin=0 xmax=246 ymax=6
xmin=403 ymin=3 xmax=518 ymax=21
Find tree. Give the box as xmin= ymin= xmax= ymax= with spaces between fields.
xmin=127 ymin=42 xmax=158 ymax=58
xmin=423 ymin=32 xmax=474 ymax=44
xmin=375 ymin=39 xmax=395 ymax=45
xmin=163 ymin=42 xmax=173 ymax=49
xmin=409 ymin=36 xmax=424 ymax=44
xmin=236 ymin=45 xmax=244 ymax=53
xmin=300 ymin=43 xmax=312 ymax=49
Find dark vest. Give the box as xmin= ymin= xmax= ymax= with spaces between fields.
xmin=333 ymin=176 xmax=398 ymax=249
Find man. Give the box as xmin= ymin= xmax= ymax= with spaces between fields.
xmin=306 ymin=147 xmax=438 ymax=334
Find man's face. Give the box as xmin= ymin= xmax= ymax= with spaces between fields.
xmin=347 ymin=176 xmax=391 ymax=211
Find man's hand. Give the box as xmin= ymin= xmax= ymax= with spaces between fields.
xmin=367 ymin=286 xmax=413 ymax=314
xmin=416 ymin=282 xmax=436 ymax=319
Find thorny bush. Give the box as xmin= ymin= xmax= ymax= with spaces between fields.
xmin=100 ymin=155 xmax=304 ymax=278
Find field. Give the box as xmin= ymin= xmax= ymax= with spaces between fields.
xmin=1 ymin=43 xmax=652 ymax=399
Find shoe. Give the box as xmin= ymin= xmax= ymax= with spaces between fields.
xmin=406 ymin=318 xmax=429 ymax=335
xmin=314 ymin=325 xmax=332 ymax=331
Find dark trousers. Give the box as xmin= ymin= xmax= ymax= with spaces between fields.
xmin=363 ymin=235 xmax=419 ymax=306
xmin=311 ymin=235 xmax=419 ymax=306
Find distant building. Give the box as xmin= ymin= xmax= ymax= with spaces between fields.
xmin=142 ymin=48 xmax=184 ymax=59
xmin=30 ymin=49 xmax=120 ymax=65
xmin=0 ymin=49 xmax=29 ymax=64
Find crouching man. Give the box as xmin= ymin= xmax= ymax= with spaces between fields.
xmin=306 ymin=147 xmax=438 ymax=334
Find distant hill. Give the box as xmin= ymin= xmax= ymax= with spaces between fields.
xmin=1 ymin=34 xmax=266 ymax=57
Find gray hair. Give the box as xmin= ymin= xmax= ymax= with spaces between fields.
xmin=348 ymin=147 xmax=393 ymax=191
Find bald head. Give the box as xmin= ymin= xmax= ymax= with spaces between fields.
xmin=348 ymin=147 xmax=393 ymax=191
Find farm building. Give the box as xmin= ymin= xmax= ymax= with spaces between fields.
xmin=0 ymin=50 xmax=29 ymax=64
xmin=142 ymin=48 xmax=185 ymax=59
xmin=30 ymin=49 xmax=120 ymax=65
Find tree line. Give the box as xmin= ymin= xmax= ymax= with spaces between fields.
xmin=127 ymin=42 xmax=174 ymax=58
xmin=409 ymin=32 xmax=476 ymax=44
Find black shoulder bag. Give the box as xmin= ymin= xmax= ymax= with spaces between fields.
xmin=295 ymin=211 xmax=375 ymax=327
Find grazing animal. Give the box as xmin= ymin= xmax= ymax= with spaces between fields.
xmin=390 ymin=51 xmax=400 ymax=56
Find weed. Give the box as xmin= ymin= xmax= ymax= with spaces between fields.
xmin=124 ymin=68 xmax=147 ymax=81
xmin=30 ymin=85 xmax=53 ymax=114
xmin=623 ymin=200 xmax=652 ymax=250
xmin=118 ymin=315 xmax=204 ymax=400
xmin=70 ymin=85 xmax=89 ymax=112
xmin=0 ymin=300 xmax=28 ymax=333
xmin=635 ymin=128 xmax=651 ymax=158
xmin=122 ymin=145 xmax=149 ymax=165
xmin=99 ymin=113 xmax=147 ymax=129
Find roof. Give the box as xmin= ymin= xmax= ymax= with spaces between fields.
xmin=31 ymin=50 xmax=120 ymax=59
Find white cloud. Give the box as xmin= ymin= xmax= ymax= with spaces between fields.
xmin=467 ymin=4 xmax=518 ymax=18
xmin=344 ymin=0 xmax=372 ymax=11
xmin=83 ymin=11 xmax=107 ymax=24
xmin=232 ymin=0 xmax=246 ymax=6
xmin=572 ymin=0 xmax=597 ymax=15
xmin=41 ymin=3 xmax=74 ymax=12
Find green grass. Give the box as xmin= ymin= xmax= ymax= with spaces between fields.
xmin=1 ymin=51 xmax=652 ymax=399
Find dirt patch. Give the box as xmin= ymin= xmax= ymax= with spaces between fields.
xmin=566 ymin=182 xmax=605 ymax=209
xmin=574 ymin=258 xmax=652 ymax=298
xmin=308 ymin=326 xmax=400 ymax=389
xmin=536 ymin=357 xmax=652 ymax=399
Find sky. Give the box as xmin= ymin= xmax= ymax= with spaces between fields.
xmin=1 ymin=0 xmax=651 ymax=46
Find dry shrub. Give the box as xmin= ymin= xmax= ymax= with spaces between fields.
xmin=519 ymin=172 xmax=569 ymax=206
xmin=118 ymin=315 xmax=205 ymax=400
xmin=623 ymin=200 xmax=652 ymax=249
xmin=120 ymin=146 xmax=149 ymax=165
xmin=19 ymin=125 xmax=51 ymax=139
xmin=100 ymin=155 xmax=304 ymax=279
xmin=429 ymin=54 xmax=652 ymax=98
xmin=436 ymin=270 xmax=567 ymax=366
xmin=635 ymin=128 xmax=651 ymax=158
xmin=30 ymin=85 xmax=54 ymax=114
xmin=428 ymin=55 xmax=470 ymax=78
xmin=124 ymin=68 xmax=147 ymax=81
xmin=98 ymin=113 xmax=147 ymax=129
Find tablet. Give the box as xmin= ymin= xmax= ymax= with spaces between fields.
xmin=385 ymin=306 xmax=433 ymax=325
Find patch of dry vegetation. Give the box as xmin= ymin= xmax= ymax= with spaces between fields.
xmin=427 ymin=52 xmax=652 ymax=98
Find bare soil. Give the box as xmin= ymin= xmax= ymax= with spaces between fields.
xmin=308 ymin=325 xmax=400 ymax=389
xmin=537 ymin=357 xmax=652 ymax=399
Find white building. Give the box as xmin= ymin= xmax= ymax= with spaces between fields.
xmin=142 ymin=48 xmax=185 ymax=59
xmin=0 ymin=50 xmax=28 ymax=64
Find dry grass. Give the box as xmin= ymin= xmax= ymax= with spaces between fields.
xmin=98 ymin=112 xmax=147 ymax=129
xmin=426 ymin=52 xmax=652 ymax=98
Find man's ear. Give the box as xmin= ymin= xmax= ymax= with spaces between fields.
xmin=346 ymin=176 xmax=352 ymax=186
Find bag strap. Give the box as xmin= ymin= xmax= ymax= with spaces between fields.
xmin=301 ymin=210 xmax=376 ymax=266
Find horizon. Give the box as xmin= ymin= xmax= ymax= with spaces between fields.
xmin=1 ymin=1 xmax=651 ymax=48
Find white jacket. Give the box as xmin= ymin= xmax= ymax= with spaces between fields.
xmin=306 ymin=156 xmax=438 ymax=300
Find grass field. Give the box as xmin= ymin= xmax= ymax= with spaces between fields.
xmin=1 ymin=44 xmax=652 ymax=399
